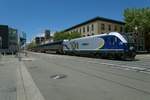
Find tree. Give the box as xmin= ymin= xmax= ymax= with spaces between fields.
xmin=124 ymin=7 xmax=150 ymax=50
xmin=27 ymin=41 xmax=37 ymax=49
xmin=68 ymin=32 xmax=81 ymax=40
xmin=124 ymin=7 xmax=150 ymax=33
xmin=53 ymin=32 xmax=81 ymax=41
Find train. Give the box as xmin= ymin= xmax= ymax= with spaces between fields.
xmin=31 ymin=32 xmax=136 ymax=60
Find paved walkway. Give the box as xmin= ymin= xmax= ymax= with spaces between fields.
xmin=0 ymin=54 xmax=44 ymax=100
xmin=0 ymin=55 xmax=18 ymax=100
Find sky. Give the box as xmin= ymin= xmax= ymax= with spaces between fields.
xmin=0 ymin=0 xmax=149 ymax=42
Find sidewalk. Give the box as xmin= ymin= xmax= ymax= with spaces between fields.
xmin=0 ymin=55 xmax=18 ymax=100
xmin=0 ymin=54 xmax=45 ymax=100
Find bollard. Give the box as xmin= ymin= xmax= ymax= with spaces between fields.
xmin=25 ymin=52 xmax=28 ymax=57
xmin=12 ymin=52 xmax=14 ymax=57
xmin=18 ymin=56 xmax=22 ymax=61
xmin=3 ymin=52 xmax=5 ymax=56
xmin=18 ymin=52 xmax=22 ymax=61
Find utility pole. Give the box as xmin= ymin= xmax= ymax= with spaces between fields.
xmin=17 ymin=32 xmax=21 ymax=61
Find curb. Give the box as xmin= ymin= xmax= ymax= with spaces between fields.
xmin=17 ymin=61 xmax=45 ymax=100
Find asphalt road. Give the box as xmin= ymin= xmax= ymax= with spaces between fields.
xmin=23 ymin=52 xmax=150 ymax=100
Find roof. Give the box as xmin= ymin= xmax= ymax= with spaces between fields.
xmin=63 ymin=17 xmax=125 ymax=32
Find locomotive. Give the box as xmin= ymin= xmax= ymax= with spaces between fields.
xmin=32 ymin=32 xmax=136 ymax=60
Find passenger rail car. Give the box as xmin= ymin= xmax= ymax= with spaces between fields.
xmin=32 ymin=41 xmax=63 ymax=53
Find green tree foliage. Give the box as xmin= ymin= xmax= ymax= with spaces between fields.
xmin=53 ymin=32 xmax=81 ymax=41
xmin=124 ymin=7 xmax=150 ymax=34
xmin=27 ymin=41 xmax=37 ymax=49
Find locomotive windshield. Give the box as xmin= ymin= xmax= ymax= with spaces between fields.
xmin=122 ymin=34 xmax=134 ymax=44
xmin=122 ymin=33 xmax=136 ymax=51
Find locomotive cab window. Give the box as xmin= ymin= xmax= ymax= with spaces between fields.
xmin=111 ymin=37 xmax=115 ymax=46
xmin=108 ymin=36 xmax=115 ymax=46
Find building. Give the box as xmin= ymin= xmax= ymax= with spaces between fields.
xmin=0 ymin=25 xmax=9 ymax=49
xmin=35 ymin=37 xmax=45 ymax=45
xmin=0 ymin=25 xmax=26 ymax=53
xmin=45 ymin=30 xmax=51 ymax=40
xmin=145 ymin=33 xmax=150 ymax=51
xmin=0 ymin=36 xmax=2 ymax=48
xmin=63 ymin=17 xmax=125 ymax=37
xmin=35 ymin=29 xmax=53 ymax=45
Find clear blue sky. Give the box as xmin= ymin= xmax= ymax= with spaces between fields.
xmin=0 ymin=0 xmax=149 ymax=42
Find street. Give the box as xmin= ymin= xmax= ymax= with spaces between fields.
xmin=21 ymin=52 xmax=150 ymax=100
xmin=1 ymin=52 xmax=150 ymax=100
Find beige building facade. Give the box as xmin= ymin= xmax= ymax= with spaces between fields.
xmin=63 ymin=17 xmax=125 ymax=37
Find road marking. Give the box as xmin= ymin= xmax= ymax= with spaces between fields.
xmin=87 ymin=60 xmax=150 ymax=74
xmin=17 ymin=61 xmax=45 ymax=100
xmin=22 ymin=58 xmax=35 ymax=61
xmin=31 ymin=52 xmax=150 ymax=74
xmin=0 ymin=61 xmax=17 ymax=65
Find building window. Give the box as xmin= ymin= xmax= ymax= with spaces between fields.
xmin=87 ymin=26 xmax=89 ymax=32
xmin=141 ymin=40 xmax=144 ymax=45
xmin=134 ymin=39 xmax=137 ymax=43
xmin=108 ymin=25 xmax=111 ymax=31
xmin=120 ymin=26 xmax=123 ymax=32
xmin=80 ymin=28 xmax=82 ymax=33
xmin=83 ymin=27 xmax=85 ymax=33
xmin=114 ymin=25 xmax=117 ymax=31
xmin=101 ymin=23 xmax=105 ymax=30
xmin=91 ymin=24 xmax=94 ymax=31
xmin=75 ymin=29 xmax=77 ymax=32
xmin=76 ymin=29 xmax=78 ymax=32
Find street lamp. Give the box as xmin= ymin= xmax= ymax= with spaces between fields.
xmin=17 ymin=32 xmax=21 ymax=61
xmin=135 ymin=26 xmax=138 ymax=31
xmin=134 ymin=26 xmax=138 ymax=36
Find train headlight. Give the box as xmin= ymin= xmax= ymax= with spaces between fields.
xmin=129 ymin=46 xmax=134 ymax=50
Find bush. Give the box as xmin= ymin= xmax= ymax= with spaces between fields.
xmin=53 ymin=32 xmax=81 ymax=41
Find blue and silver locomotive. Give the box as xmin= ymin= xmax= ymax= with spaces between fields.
xmin=63 ymin=32 xmax=136 ymax=59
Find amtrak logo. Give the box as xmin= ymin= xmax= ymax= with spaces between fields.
xmin=70 ymin=42 xmax=79 ymax=49
xmin=98 ymin=38 xmax=105 ymax=49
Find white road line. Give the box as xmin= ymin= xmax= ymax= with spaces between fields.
xmin=87 ymin=60 xmax=150 ymax=74
xmin=0 ymin=61 xmax=17 ymax=64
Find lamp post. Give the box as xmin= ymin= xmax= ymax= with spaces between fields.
xmin=135 ymin=26 xmax=139 ymax=51
xmin=17 ymin=32 xmax=21 ymax=61
xmin=135 ymin=26 xmax=138 ymax=33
